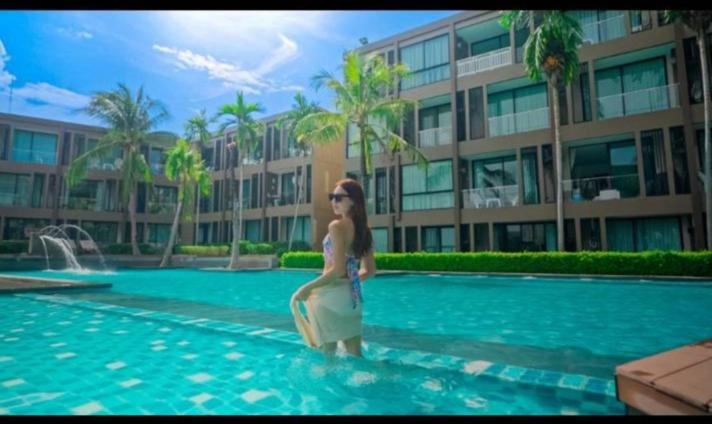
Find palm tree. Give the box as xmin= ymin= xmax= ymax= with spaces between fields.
xmin=159 ymin=139 xmax=212 ymax=267
xmin=277 ymin=92 xmax=321 ymax=251
xmin=184 ymin=109 xmax=215 ymax=243
xmin=500 ymin=11 xmax=583 ymax=251
xmin=215 ymin=91 xmax=265 ymax=269
xmin=67 ymin=83 xmax=173 ymax=256
xmin=294 ymin=50 xmax=429 ymax=206
xmin=665 ymin=11 xmax=712 ymax=248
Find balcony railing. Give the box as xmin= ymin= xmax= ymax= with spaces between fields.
xmin=88 ymin=157 xmax=123 ymax=171
xmin=597 ymin=84 xmax=680 ymax=119
xmin=11 ymin=148 xmax=57 ymax=165
xmin=0 ymin=192 xmax=31 ymax=207
xmin=488 ymin=107 xmax=550 ymax=138
xmin=563 ymin=173 xmax=639 ymax=201
xmin=65 ymin=196 xmax=104 ymax=211
xmin=457 ymin=47 xmax=512 ymax=77
xmin=581 ymin=14 xmax=626 ymax=45
xmin=462 ymin=185 xmax=519 ymax=209
xmin=401 ymin=191 xmax=454 ymax=211
xmin=419 ymin=126 xmax=452 ymax=147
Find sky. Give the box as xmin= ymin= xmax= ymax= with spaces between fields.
xmin=0 ymin=10 xmax=458 ymax=135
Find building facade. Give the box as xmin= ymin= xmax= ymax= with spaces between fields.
xmin=349 ymin=10 xmax=712 ymax=253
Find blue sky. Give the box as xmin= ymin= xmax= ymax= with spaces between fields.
xmin=0 ymin=10 xmax=458 ymax=134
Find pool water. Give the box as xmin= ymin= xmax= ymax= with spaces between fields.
xmin=1 ymin=269 xmax=711 ymax=415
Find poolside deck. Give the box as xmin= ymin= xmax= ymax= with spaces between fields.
xmin=0 ymin=274 xmax=111 ymax=294
xmin=615 ymin=338 xmax=712 ymax=415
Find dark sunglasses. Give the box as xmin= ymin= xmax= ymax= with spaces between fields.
xmin=328 ymin=193 xmax=350 ymax=202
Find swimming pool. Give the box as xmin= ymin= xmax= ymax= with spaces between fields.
xmin=1 ymin=269 xmax=711 ymax=415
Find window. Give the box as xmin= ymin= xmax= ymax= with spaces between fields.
xmin=471 ymin=33 xmax=510 ymax=57
xmin=521 ymin=147 xmax=540 ymax=204
xmin=573 ymin=11 xmax=625 ymax=44
xmin=212 ymin=181 xmax=221 ymax=212
xmin=393 ymin=227 xmax=402 ymax=253
xmin=573 ymin=62 xmax=592 ymax=123
xmin=421 ymin=226 xmax=455 ymax=252
xmin=403 ymin=107 xmax=415 ymax=145
xmin=640 ymin=129 xmax=669 ymax=196
xmin=542 ymin=144 xmax=556 ymax=203
xmin=270 ymin=217 xmax=279 ymax=242
xmin=474 ymin=223 xmax=490 ymax=251
xmin=147 ymin=223 xmax=171 ymax=246
xmin=595 ymin=57 xmax=670 ymax=119
xmin=150 ymin=147 xmax=165 ymax=174
xmin=124 ymin=222 xmax=145 ymax=244
xmin=31 ymin=174 xmax=44 ymax=208
xmin=669 ymin=127 xmax=690 ymax=194
xmin=375 ymin=168 xmax=387 ymax=215
xmin=60 ymin=132 xmax=71 ymax=165
xmin=487 ymin=83 xmax=549 ymax=137
xmin=607 ymin=217 xmax=682 ymax=251
xmin=3 ymin=218 xmax=50 ymax=240
xmin=0 ymin=173 xmax=32 ymax=207
xmin=401 ymin=160 xmax=453 ymax=211
xmin=273 ymin=125 xmax=282 ymax=161
xmin=569 ymin=139 xmax=639 ymax=200
xmin=515 ymin=27 xmax=529 ymax=63
xmin=558 ymin=82 xmax=568 ymax=126
xmin=372 ymin=228 xmax=389 ymax=252
xmin=65 ymin=180 xmax=114 ymax=212
xmin=283 ymin=216 xmax=311 ymax=245
xmin=0 ymin=124 xmax=9 ymax=160
xmin=468 ymin=87 xmax=485 ymax=140
xmin=281 ymin=172 xmax=295 ymax=205
xmin=82 ymin=221 xmax=118 ymax=245
xmin=148 ymin=186 xmax=178 ymax=214
xmin=472 ymin=154 xmax=518 ymax=207
xmin=630 ymin=11 xmax=652 ymax=33
xmin=460 ymin=224 xmax=470 ymax=252
xmin=399 ymin=34 xmax=450 ymax=90
xmin=389 ymin=166 xmax=396 ymax=214
xmin=456 ymin=91 xmax=466 ymax=142
xmin=494 ymin=222 xmax=557 ymax=252
xmin=580 ymin=218 xmax=601 ymax=250
xmin=405 ymin=226 xmax=418 ymax=252
xmin=683 ymin=36 xmax=712 ymax=105
xmin=565 ymin=219 xmax=576 ymax=252
xmin=12 ymin=129 xmax=57 ymax=165
xmin=244 ymin=219 xmax=262 ymax=243
xmin=306 ymin=165 xmax=312 ymax=203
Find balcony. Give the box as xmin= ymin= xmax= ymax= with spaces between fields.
xmin=563 ymin=174 xmax=639 ymax=202
xmin=11 ymin=148 xmax=56 ymax=165
xmin=65 ymin=196 xmax=102 ymax=211
xmin=419 ymin=126 xmax=452 ymax=148
xmin=597 ymin=84 xmax=680 ymax=120
xmin=488 ymin=107 xmax=550 ymax=138
xmin=462 ymin=185 xmax=519 ymax=209
xmin=581 ymin=14 xmax=626 ymax=45
xmin=457 ymin=47 xmax=512 ymax=78
xmin=0 ymin=192 xmax=31 ymax=207
xmin=401 ymin=192 xmax=454 ymax=211
xmin=88 ymin=157 xmax=123 ymax=171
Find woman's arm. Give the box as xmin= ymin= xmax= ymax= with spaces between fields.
xmin=358 ymin=247 xmax=376 ymax=282
xmin=294 ymin=221 xmax=346 ymax=300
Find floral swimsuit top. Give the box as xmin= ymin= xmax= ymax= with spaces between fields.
xmin=322 ymin=233 xmax=363 ymax=309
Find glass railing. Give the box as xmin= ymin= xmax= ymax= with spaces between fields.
xmin=419 ymin=126 xmax=452 ymax=147
xmin=11 ymin=148 xmax=57 ymax=165
xmin=0 ymin=192 xmax=31 ymax=207
xmin=563 ymin=173 xmax=640 ymax=201
xmin=581 ymin=14 xmax=626 ymax=44
xmin=597 ymin=84 xmax=680 ymax=119
xmin=488 ymin=107 xmax=550 ymax=137
xmin=457 ymin=47 xmax=512 ymax=77
xmin=88 ymin=157 xmax=123 ymax=171
xmin=147 ymin=201 xmax=177 ymax=214
xmin=65 ymin=196 xmax=103 ymax=211
xmin=401 ymin=191 xmax=454 ymax=211
xmin=462 ymin=185 xmax=519 ymax=209
xmin=400 ymin=64 xmax=450 ymax=91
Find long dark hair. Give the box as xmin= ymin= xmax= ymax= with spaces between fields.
xmin=337 ymin=178 xmax=372 ymax=259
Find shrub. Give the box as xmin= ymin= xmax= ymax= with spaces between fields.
xmin=247 ymin=243 xmax=275 ymax=255
xmin=175 ymin=245 xmax=229 ymax=256
xmin=0 ymin=240 xmax=29 ymax=254
xmin=271 ymin=240 xmax=313 ymax=258
xmin=280 ymin=250 xmax=712 ymax=277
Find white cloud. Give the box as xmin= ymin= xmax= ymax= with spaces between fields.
xmin=153 ymin=33 xmax=302 ymax=95
xmin=0 ymin=39 xmax=16 ymax=89
xmin=58 ymin=27 xmax=94 ymax=39
xmin=12 ymin=82 xmax=90 ymax=109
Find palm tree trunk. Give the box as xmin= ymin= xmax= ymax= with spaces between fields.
xmin=159 ymin=197 xmax=183 ymax=267
xmin=359 ymin=126 xmax=370 ymax=213
xmin=551 ymin=75 xmax=565 ymax=251
xmin=288 ymin=161 xmax=306 ymax=250
xmin=699 ymin=30 xmax=712 ymax=248
xmin=129 ymin=191 xmax=140 ymax=256
xmin=228 ymin=148 xmax=241 ymax=269
xmin=191 ymin=141 xmax=201 ymax=245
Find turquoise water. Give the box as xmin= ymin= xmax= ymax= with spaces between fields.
xmin=1 ymin=268 xmax=711 ymax=415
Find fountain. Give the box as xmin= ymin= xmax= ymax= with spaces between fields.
xmin=30 ymin=224 xmax=108 ymax=272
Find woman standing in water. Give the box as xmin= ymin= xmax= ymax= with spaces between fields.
xmin=291 ymin=178 xmax=376 ymax=357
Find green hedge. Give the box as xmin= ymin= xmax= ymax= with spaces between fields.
xmin=280 ymin=251 xmax=712 ymax=277
xmin=173 ymin=240 xmax=313 ymax=257
xmin=0 ymin=240 xmax=29 ymax=254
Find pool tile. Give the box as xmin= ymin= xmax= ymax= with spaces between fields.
xmin=106 ymin=361 xmax=126 ymax=371
xmin=2 ymin=378 xmax=26 ymax=388
xmin=240 ymin=389 xmax=271 ymax=404
xmin=187 ymin=373 xmax=214 ymax=384
xmin=189 ymin=393 xmax=214 ymax=405
xmin=71 ymin=401 xmax=104 ymax=415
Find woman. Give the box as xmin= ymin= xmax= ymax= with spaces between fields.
xmin=290 ymin=178 xmax=376 ymax=357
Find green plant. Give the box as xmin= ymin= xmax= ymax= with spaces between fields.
xmin=247 ymin=243 xmax=275 ymax=255
xmin=280 ymin=251 xmax=712 ymax=277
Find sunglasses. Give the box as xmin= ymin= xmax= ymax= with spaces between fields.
xmin=328 ymin=193 xmax=350 ymax=203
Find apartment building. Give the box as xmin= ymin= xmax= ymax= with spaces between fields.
xmin=350 ymin=10 xmax=712 ymax=253
xmin=0 ymin=112 xmax=180 ymax=246
xmin=188 ymin=111 xmax=344 ymax=249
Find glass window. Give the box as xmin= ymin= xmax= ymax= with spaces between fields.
xmin=607 ymin=217 xmax=681 ymax=251
xmin=468 ymin=87 xmax=485 ymax=140
xmin=401 ymin=160 xmax=453 ymax=211
xmin=375 ymin=168 xmax=387 ymax=215
xmin=640 ymin=129 xmax=669 ymax=196
xmin=474 ymin=223 xmax=489 ymax=251
xmin=630 ymin=11 xmax=652 ymax=33
xmin=669 ymin=127 xmax=690 ymax=194
xmin=405 ymin=226 xmax=418 ymax=252
xmin=456 ymin=91 xmax=466 ymax=142
xmin=281 ymin=172 xmax=295 ymax=205
xmin=421 ymin=226 xmax=454 ymax=252
xmin=0 ymin=124 xmax=9 ymax=160
xmin=542 ymin=144 xmax=556 ymax=203
xmin=471 ymin=33 xmax=510 ymax=56
xmin=573 ymin=62 xmax=592 ymax=123
xmin=31 ymin=174 xmax=44 ymax=208
xmin=3 ymin=218 xmax=50 ymax=240
xmin=565 ymin=219 xmax=576 ymax=252
xmin=283 ymin=216 xmax=311 ymax=244
xmin=521 ymin=147 xmax=540 ymax=204
xmin=244 ymin=219 xmax=262 ymax=243
xmin=372 ymin=228 xmax=389 ymax=252
xmin=494 ymin=222 xmax=556 ymax=252
xmin=147 ymin=223 xmax=170 ymax=246
xmin=460 ymin=224 xmax=470 ymax=252
xmin=12 ymin=129 xmax=57 ymax=165
xmin=399 ymin=34 xmax=450 ymax=90
xmin=580 ymin=218 xmax=601 ymax=251
xmin=393 ymin=227 xmax=402 ymax=253
xmin=0 ymin=173 xmax=32 ymax=207
xmin=82 ymin=221 xmax=118 ymax=245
